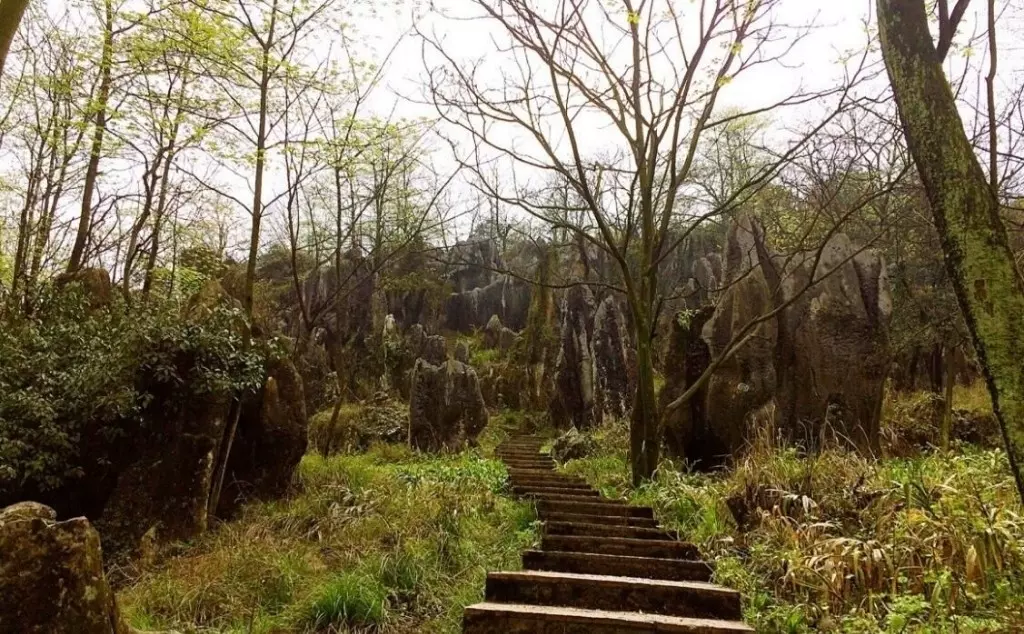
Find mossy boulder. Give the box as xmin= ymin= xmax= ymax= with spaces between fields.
xmin=0 ymin=502 xmax=129 ymax=633
xmin=217 ymin=357 xmax=308 ymax=517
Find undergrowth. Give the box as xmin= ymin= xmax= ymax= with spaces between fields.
xmin=119 ymin=444 xmax=537 ymax=633
xmin=561 ymin=388 xmax=1024 ymax=633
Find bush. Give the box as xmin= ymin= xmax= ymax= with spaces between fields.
xmin=0 ymin=285 xmax=269 ymax=502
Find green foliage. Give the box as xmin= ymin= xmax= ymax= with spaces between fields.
xmin=0 ymin=285 xmax=268 ymax=496
xmin=564 ymin=404 xmax=1024 ymax=633
xmin=300 ymin=570 xmax=389 ymax=629
xmin=120 ymin=442 xmax=537 ymax=633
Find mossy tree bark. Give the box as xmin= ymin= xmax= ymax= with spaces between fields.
xmin=877 ymin=0 xmax=1024 ymax=501
xmin=0 ymin=0 xmax=28 ymax=80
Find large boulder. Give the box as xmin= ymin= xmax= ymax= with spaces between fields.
xmin=593 ymin=296 xmax=634 ymax=418
xmin=551 ymin=427 xmax=597 ymax=463
xmin=309 ymin=394 xmax=408 ymax=455
xmin=0 ymin=502 xmax=129 ymax=633
xmin=408 ymin=359 xmax=488 ymax=451
xmin=483 ymin=314 xmax=520 ymax=351
xmin=96 ymin=390 xmax=232 ymax=559
xmin=217 ymin=358 xmax=309 ymax=517
xmin=55 ymin=267 xmax=114 ymax=309
xmin=550 ymin=285 xmax=601 ymax=429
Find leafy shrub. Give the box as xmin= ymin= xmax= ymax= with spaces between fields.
xmin=0 ymin=285 xmax=269 ymax=500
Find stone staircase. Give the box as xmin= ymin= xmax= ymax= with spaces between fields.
xmin=463 ymin=436 xmax=753 ymax=633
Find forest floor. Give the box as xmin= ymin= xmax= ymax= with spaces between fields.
xmin=118 ymin=387 xmax=1024 ymax=634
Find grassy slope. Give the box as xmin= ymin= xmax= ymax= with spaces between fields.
xmin=562 ymin=387 xmax=1024 ymax=633
xmin=119 ymin=429 xmax=538 ymax=633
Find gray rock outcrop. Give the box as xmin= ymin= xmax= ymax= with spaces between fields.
xmin=550 ymin=285 xmax=601 ymax=429
xmin=408 ymin=359 xmax=488 ymax=451
xmin=593 ymin=296 xmax=634 ymax=418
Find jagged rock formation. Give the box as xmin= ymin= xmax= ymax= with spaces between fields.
xmin=775 ymin=233 xmax=892 ymax=453
xmin=302 ymin=249 xmax=375 ymax=346
xmin=700 ymin=216 xmax=778 ymax=465
xmin=550 ymin=286 xmax=601 ymax=429
xmin=659 ymin=307 xmax=715 ymax=461
xmin=445 ymin=276 xmax=532 ymax=332
xmin=455 ymin=340 xmax=471 ymax=363
xmin=593 ymin=296 xmax=634 ymax=418
xmin=663 ymin=216 xmax=893 ymax=467
xmin=484 ymin=314 xmax=520 ymax=351
xmin=217 ymin=358 xmax=308 ymax=517
xmin=550 ymin=427 xmax=597 ymax=462
xmin=421 ymin=334 xmax=448 ymax=365
xmin=0 ymin=502 xmax=130 ymax=633
xmin=408 ymin=359 xmax=488 ymax=451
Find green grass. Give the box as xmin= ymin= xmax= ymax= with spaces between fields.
xmin=559 ymin=391 xmax=1024 ymax=634
xmin=118 ymin=444 xmax=538 ymax=633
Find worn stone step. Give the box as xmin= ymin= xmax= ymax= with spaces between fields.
xmin=526 ymin=491 xmax=624 ymax=503
xmin=544 ymin=520 xmax=676 ymax=540
xmin=537 ymin=500 xmax=654 ymax=518
xmin=541 ymin=512 xmax=660 ymax=528
xmin=508 ymin=468 xmax=581 ymax=478
xmin=522 ymin=550 xmax=713 ymax=582
xmin=503 ymin=460 xmax=556 ymax=468
xmin=513 ymin=486 xmax=600 ymax=497
xmin=510 ymin=478 xmax=595 ymax=490
xmin=463 ymin=602 xmax=752 ymax=633
xmin=497 ymin=450 xmax=547 ymax=456
xmin=484 ymin=570 xmax=742 ymax=620
xmin=541 ymin=535 xmax=700 ymax=560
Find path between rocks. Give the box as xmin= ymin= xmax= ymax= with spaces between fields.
xmin=462 ymin=435 xmax=754 ymax=633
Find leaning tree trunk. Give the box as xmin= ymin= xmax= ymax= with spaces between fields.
xmin=878 ymin=0 xmax=1024 ymax=502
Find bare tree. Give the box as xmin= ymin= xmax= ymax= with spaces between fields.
xmin=421 ymin=0 xmax=875 ymax=482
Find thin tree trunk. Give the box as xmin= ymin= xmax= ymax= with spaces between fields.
xmin=941 ymin=344 xmax=955 ymax=452
xmin=878 ymin=0 xmax=1024 ymax=502
xmin=68 ymin=0 xmax=113 ymax=272
xmin=210 ymin=5 xmax=278 ymax=519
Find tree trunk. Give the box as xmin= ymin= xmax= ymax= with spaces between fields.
xmin=941 ymin=344 xmax=955 ymax=452
xmin=0 ymin=0 xmax=29 ymax=81
xmin=68 ymin=0 xmax=113 ymax=273
xmin=878 ymin=0 xmax=1024 ymax=501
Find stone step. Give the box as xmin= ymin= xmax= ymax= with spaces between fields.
xmin=537 ymin=500 xmax=654 ymax=518
xmin=544 ymin=520 xmax=677 ymax=540
xmin=522 ymin=550 xmax=713 ymax=582
xmin=484 ymin=570 xmax=742 ymax=620
xmin=508 ymin=467 xmax=577 ymax=477
xmin=525 ymin=491 xmax=621 ymax=503
xmin=463 ymin=602 xmax=753 ymax=633
xmin=542 ymin=512 xmax=660 ymax=528
xmin=496 ymin=450 xmax=547 ymax=456
xmin=541 ymin=535 xmax=701 ymax=560
xmin=503 ymin=460 xmax=556 ymax=468
xmin=510 ymin=478 xmax=595 ymax=490
xmin=513 ymin=486 xmax=600 ymax=497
